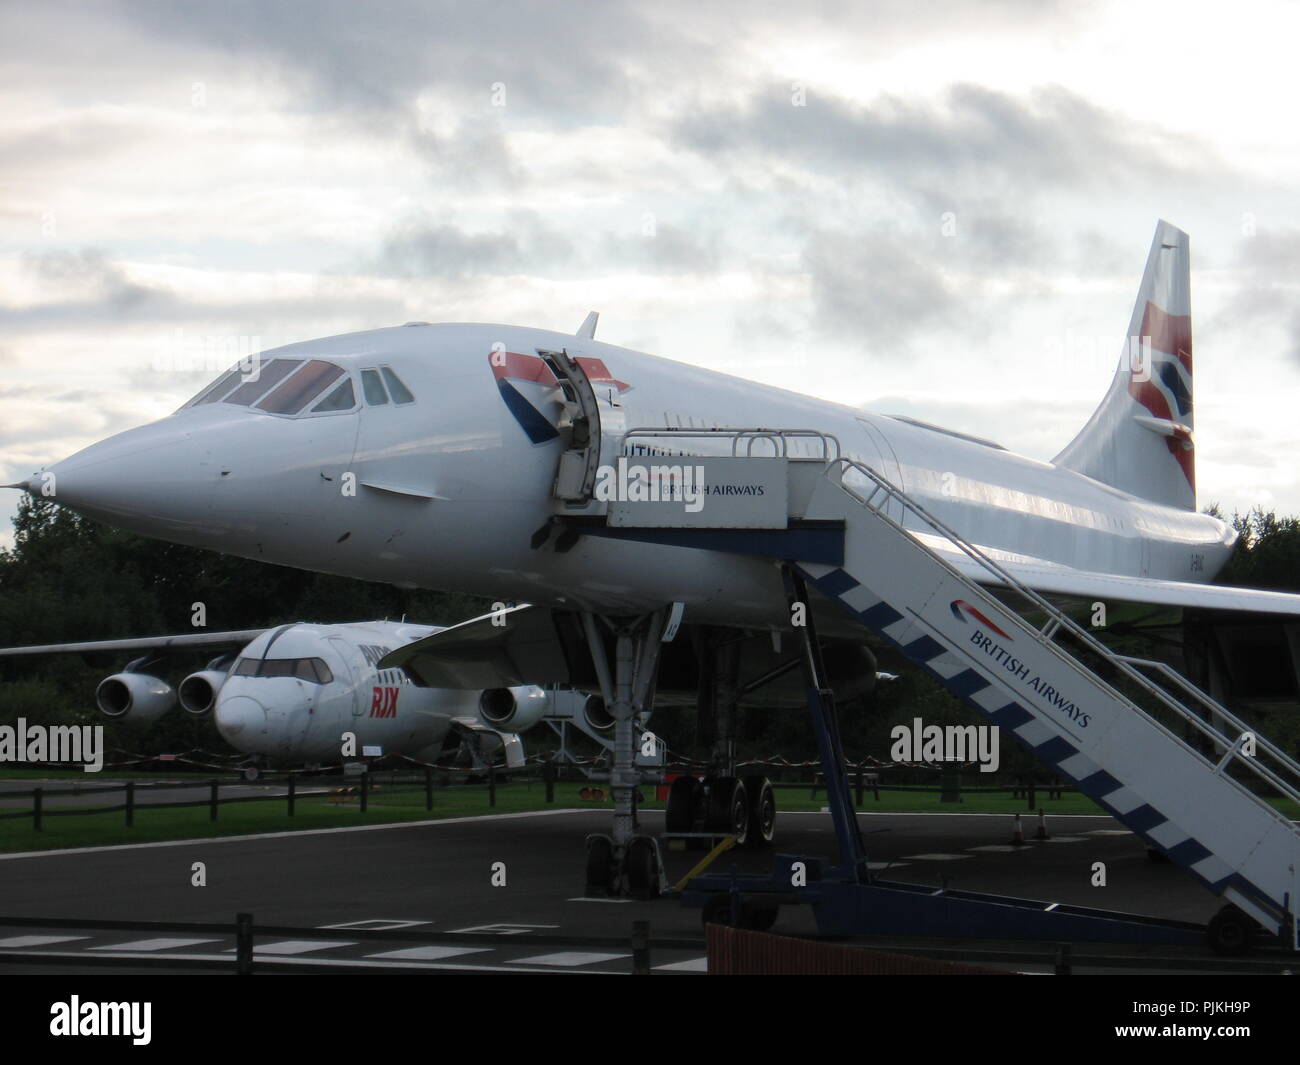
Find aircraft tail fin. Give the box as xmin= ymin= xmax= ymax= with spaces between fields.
xmin=1053 ymin=220 xmax=1195 ymax=510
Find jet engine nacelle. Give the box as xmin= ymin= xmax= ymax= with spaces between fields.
xmin=178 ymin=670 xmax=228 ymax=716
xmin=96 ymin=673 xmax=176 ymax=724
xmin=582 ymin=693 xmax=614 ymax=731
xmin=477 ymin=685 xmax=548 ymax=732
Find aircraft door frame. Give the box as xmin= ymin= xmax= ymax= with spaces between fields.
xmin=327 ymin=636 xmax=365 ymax=717
xmin=539 ymin=348 xmax=608 ymax=504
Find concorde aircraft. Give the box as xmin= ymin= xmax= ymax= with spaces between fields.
xmin=7 ymin=220 xmax=1300 ymax=875
xmin=0 ymin=620 xmax=547 ymax=772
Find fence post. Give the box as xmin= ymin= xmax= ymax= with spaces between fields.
xmin=210 ymin=779 xmax=219 ymax=821
xmin=125 ymin=780 xmax=134 ymax=828
xmin=424 ymin=767 xmax=433 ymax=811
xmin=236 ymin=912 xmax=254 ymax=975
xmin=33 ymin=787 xmax=42 ymax=832
xmin=631 ymin=920 xmax=650 ymax=975
xmin=287 ymin=773 xmax=295 ymax=817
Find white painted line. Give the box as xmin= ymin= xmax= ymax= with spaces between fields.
xmin=865 ymin=861 xmax=909 ymax=870
xmin=222 ymin=939 xmax=356 ymax=956
xmin=367 ymin=945 xmax=491 ymax=961
xmin=1085 ymin=829 xmax=1134 ymax=835
xmin=1040 ymin=836 xmax=1087 ymax=843
xmin=0 ymin=934 xmax=88 ymax=948
xmin=0 ymin=948 xmax=626 ymax=974
xmin=0 ymin=807 xmax=586 ymax=862
xmin=783 ymin=811 xmax=1117 ymax=820
xmin=567 ymin=897 xmax=634 ymax=904
xmin=90 ymin=937 xmax=220 ymax=952
xmin=447 ymin=923 xmax=559 ymax=935
xmin=514 ymin=951 xmax=630 ymax=967
xmin=966 ymin=845 xmax=1024 ymax=853
xmin=655 ymin=956 xmax=708 ymax=972
xmin=899 ymin=853 xmax=972 ymax=861
xmin=320 ymin=919 xmax=431 ymax=931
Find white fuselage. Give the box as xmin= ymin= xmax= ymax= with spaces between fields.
xmin=41 ymin=324 xmax=1237 ymax=634
xmin=214 ymin=620 xmax=473 ymax=763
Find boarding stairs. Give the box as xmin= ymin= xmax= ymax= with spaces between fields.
xmin=570 ymin=426 xmax=1300 ymax=945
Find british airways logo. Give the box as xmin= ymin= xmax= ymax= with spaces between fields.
xmin=949 ymin=599 xmax=1012 ymax=640
xmin=488 ymin=349 xmax=630 ymax=444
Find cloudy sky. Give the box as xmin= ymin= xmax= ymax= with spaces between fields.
xmin=3 ymin=0 xmax=1300 ymax=549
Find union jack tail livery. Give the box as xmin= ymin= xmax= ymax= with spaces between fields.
xmin=1054 ymin=220 xmax=1195 ymax=510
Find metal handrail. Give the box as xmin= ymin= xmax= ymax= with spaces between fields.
xmin=826 ymin=456 xmax=1300 ymax=817
xmin=619 ymin=427 xmax=842 ymax=462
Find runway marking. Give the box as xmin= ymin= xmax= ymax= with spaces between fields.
xmin=655 ymin=956 xmax=708 ymax=972
xmin=966 ymin=845 xmax=1027 ymax=853
xmin=0 ymin=934 xmax=88 ymax=948
xmin=514 ymin=951 xmax=630 ymax=967
xmin=1085 ymin=829 xmax=1134 ymax=835
xmin=222 ymin=939 xmax=356 ymax=955
xmin=0 ymin=948 xmax=631 ymax=974
xmin=90 ymin=937 xmax=220 ymax=952
xmin=866 ymin=861 xmax=909 ymax=870
xmin=0 ymin=807 xmax=586 ymax=862
xmin=367 ymin=945 xmax=491 ymax=961
xmin=1040 ymin=836 xmax=1087 ymax=843
xmin=900 ymin=853 xmax=971 ymax=861
xmin=320 ymin=919 xmax=431 ymax=931
xmin=447 ymin=923 xmax=558 ymax=935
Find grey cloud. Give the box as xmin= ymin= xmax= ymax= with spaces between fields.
xmin=671 ymin=83 xmax=1220 ymax=200
xmin=602 ymin=222 xmax=720 ymax=275
xmin=1220 ymin=229 xmax=1300 ymax=365
xmin=3 ymin=248 xmax=406 ymax=333
xmin=375 ymin=212 xmax=576 ymax=279
xmin=802 ymin=228 xmax=969 ymax=350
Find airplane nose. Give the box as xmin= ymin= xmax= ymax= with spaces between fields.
xmin=215 ymin=695 xmax=268 ymax=744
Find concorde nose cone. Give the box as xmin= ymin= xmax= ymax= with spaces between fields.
xmin=215 ymin=695 xmax=268 ymax=745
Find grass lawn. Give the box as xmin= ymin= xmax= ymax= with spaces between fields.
xmin=0 ymin=773 xmax=1292 ymax=854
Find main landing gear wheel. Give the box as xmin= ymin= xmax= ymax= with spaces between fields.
xmin=666 ymin=776 xmax=704 ymax=833
xmin=585 ymin=835 xmax=615 ymax=896
xmin=705 ymin=776 xmax=750 ymax=847
xmin=1207 ymin=904 xmax=1256 ymax=956
xmin=624 ymin=836 xmax=660 ymax=900
xmin=741 ymin=775 xmax=776 ymax=848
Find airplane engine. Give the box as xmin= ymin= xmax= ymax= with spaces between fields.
xmin=95 ymin=673 xmax=176 ymax=724
xmin=178 ymin=670 xmax=228 ymax=716
xmin=582 ymin=693 xmax=614 ymax=731
xmin=477 ymin=685 xmax=548 ymax=732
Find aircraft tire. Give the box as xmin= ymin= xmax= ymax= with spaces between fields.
xmin=625 ymin=837 xmax=659 ymax=900
xmin=1207 ymin=905 xmax=1255 ymax=956
xmin=741 ymin=775 xmax=776 ymax=848
xmin=585 ymin=835 xmax=615 ymax=896
xmin=705 ymin=776 xmax=749 ymax=847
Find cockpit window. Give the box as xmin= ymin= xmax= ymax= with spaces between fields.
xmin=256 ymin=360 xmax=345 ymax=415
xmin=381 ymin=367 xmax=415 ymax=404
xmin=179 ymin=358 xmax=355 ymax=417
xmin=361 ymin=369 xmax=389 ymax=405
xmin=186 ymin=368 xmax=243 ymax=407
xmin=232 ymin=657 xmax=333 ymax=684
xmin=222 ymin=359 xmax=302 ymax=406
xmin=312 ymin=378 xmax=356 ymax=413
